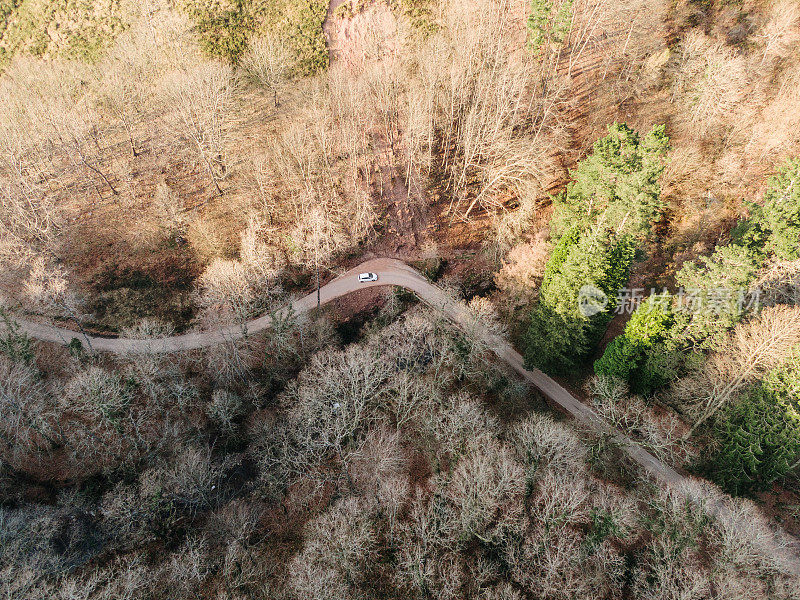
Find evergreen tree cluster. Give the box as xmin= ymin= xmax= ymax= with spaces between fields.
xmin=595 ymin=156 xmax=800 ymax=391
xmin=735 ymin=158 xmax=800 ymax=261
xmin=714 ymin=354 xmax=800 ymax=495
xmin=552 ymin=123 xmax=669 ymax=240
xmin=524 ymin=124 xmax=669 ymax=374
xmin=593 ymin=295 xmax=680 ymax=395
xmin=526 ymin=0 xmax=573 ymax=53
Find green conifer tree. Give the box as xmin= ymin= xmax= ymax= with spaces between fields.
xmin=714 ymin=358 xmax=800 ymax=495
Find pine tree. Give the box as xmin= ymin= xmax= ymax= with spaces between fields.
xmin=594 ymin=336 xmax=639 ymax=382
xmin=526 ymin=0 xmax=574 ymax=53
xmin=594 ymin=294 xmax=675 ymax=394
xmin=526 ymin=0 xmax=552 ymax=52
xmin=673 ymin=243 xmax=760 ymax=348
xmin=525 ymin=228 xmax=635 ymax=374
xmin=552 ymin=123 xmax=669 ymax=240
xmin=714 ymin=358 xmax=800 ymax=495
xmin=525 ymin=124 xmax=667 ymax=375
xmin=735 ymin=158 xmax=800 ymax=261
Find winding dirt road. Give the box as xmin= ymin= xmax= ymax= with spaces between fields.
xmin=9 ymin=258 xmax=682 ymax=486
xmin=9 ymin=257 xmax=800 ymax=554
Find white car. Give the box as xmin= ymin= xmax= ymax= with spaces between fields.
xmin=358 ymin=272 xmax=378 ymax=283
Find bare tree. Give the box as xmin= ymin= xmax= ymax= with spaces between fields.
xmin=0 ymin=356 xmax=60 ymax=470
xmin=161 ymin=62 xmax=236 ymax=196
xmin=510 ymin=412 xmax=588 ymax=475
xmin=96 ymin=68 xmax=144 ymax=158
xmin=758 ymin=0 xmax=800 ymax=63
xmin=495 ymin=235 xmax=552 ymax=307
xmin=443 ymin=440 xmax=525 ymax=544
xmin=289 ymin=497 xmax=379 ymax=600
xmin=401 ymin=0 xmax=563 ymax=220
xmin=22 ymin=257 xmax=94 ymax=350
xmin=422 ymin=392 xmax=499 ymax=466
xmin=290 ymin=205 xmax=347 ymax=306
xmin=283 ymin=344 xmax=389 ymax=457
xmin=672 ymin=305 xmax=800 ymax=434
xmin=0 ymin=185 xmax=57 ymax=270
xmin=194 ymin=222 xmax=284 ymax=329
xmin=240 ymin=34 xmax=292 ymax=106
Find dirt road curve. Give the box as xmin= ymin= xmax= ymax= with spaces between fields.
xmin=10 ymin=257 xmax=800 ymax=552
xmin=8 ymin=258 xmax=684 ymax=487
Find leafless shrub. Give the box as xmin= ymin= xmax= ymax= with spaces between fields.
xmin=99 ymin=482 xmax=150 ymax=548
xmin=238 ymin=217 xmax=285 ymax=278
xmin=186 ymin=214 xmax=231 ymax=262
xmin=65 ymin=367 xmax=131 ymax=421
xmin=118 ymin=322 xmax=197 ymax=405
xmin=57 ymin=366 xmax=148 ymax=474
xmin=289 ymin=497 xmax=379 ymax=600
xmin=0 ymin=504 xmax=63 ymax=580
xmin=495 ymin=236 xmax=552 ymax=307
xmin=465 ymin=296 xmax=508 ymax=344
xmin=0 ymin=186 xmax=58 ymax=271
xmin=22 ymin=258 xmax=83 ymax=321
xmin=152 ymin=182 xmax=189 ymax=234
xmin=587 ymin=373 xmax=630 ymax=405
xmin=746 ymin=63 xmax=800 ymax=159
xmin=221 ymin=540 xmax=262 ymax=594
xmin=260 ymin=309 xmax=337 ymax=388
xmin=57 ymin=553 xmax=151 ymax=600
xmin=510 ymin=412 xmax=587 ymax=476
xmin=480 ymin=582 xmax=524 ymax=600
xmin=204 ymin=339 xmax=257 ymax=386
xmin=442 ymin=440 xmax=525 ymax=544
xmin=195 ymin=257 xmax=280 ymax=327
xmin=206 ymin=499 xmax=264 ymax=549
xmin=288 ymin=205 xmax=350 ymax=271
xmin=122 ymin=319 xmax=176 ymax=340
xmin=193 ymin=217 xmax=285 ymax=329
xmin=206 ymin=389 xmax=244 ymax=433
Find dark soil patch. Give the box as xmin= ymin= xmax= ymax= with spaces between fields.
xmin=86 ymin=252 xmax=199 ymax=333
